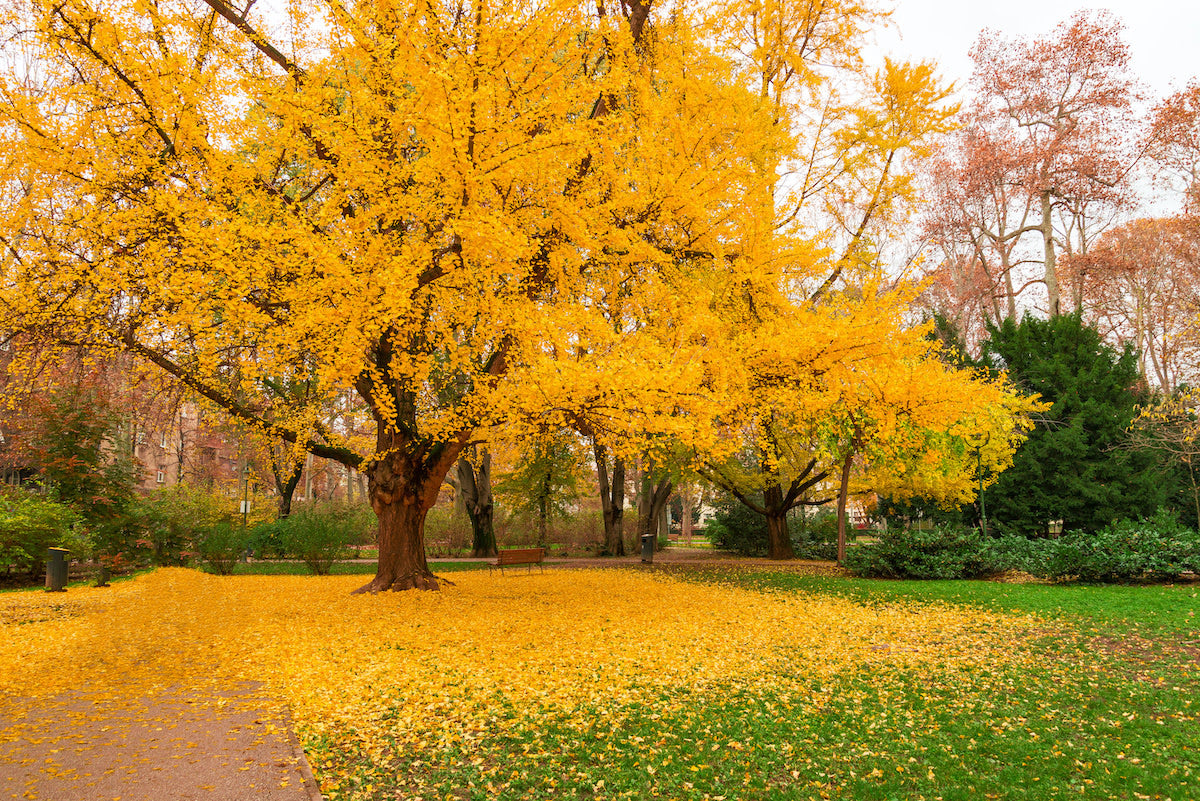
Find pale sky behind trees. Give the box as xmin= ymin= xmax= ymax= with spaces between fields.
xmin=876 ymin=0 xmax=1199 ymax=102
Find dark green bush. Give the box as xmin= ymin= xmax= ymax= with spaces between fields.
xmin=1034 ymin=510 xmax=1200 ymax=582
xmin=706 ymin=494 xmax=769 ymax=556
xmin=844 ymin=524 xmax=1004 ymax=579
xmin=0 ymin=490 xmax=87 ymax=577
xmin=792 ymin=508 xmax=839 ymax=560
xmin=198 ymin=521 xmax=250 ymax=575
xmin=249 ymin=519 xmax=286 ymax=559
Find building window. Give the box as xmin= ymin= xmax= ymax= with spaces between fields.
xmin=135 ymin=431 xmax=145 ymax=445
xmin=160 ymin=432 xmax=168 ymax=448
xmin=156 ymin=471 xmax=165 ymax=484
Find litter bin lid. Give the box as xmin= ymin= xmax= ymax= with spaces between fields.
xmin=48 ymin=547 xmax=71 ymax=553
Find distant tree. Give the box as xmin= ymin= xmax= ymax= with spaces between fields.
xmin=1062 ymin=217 xmax=1200 ymax=389
xmin=19 ymin=381 xmax=141 ymax=558
xmin=972 ymin=11 xmax=1141 ymax=315
xmin=1148 ymin=82 xmax=1200 ymax=213
xmin=924 ymin=12 xmax=1141 ymax=320
xmin=1126 ymin=392 xmax=1200 ymax=528
xmin=493 ymin=433 xmax=584 ymax=551
xmin=979 ymin=313 xmax=1167 ymax=534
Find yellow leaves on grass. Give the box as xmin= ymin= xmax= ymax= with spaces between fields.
xmin=1 ymin=568 xmax=1044 ymax=791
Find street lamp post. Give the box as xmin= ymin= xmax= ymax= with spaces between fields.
xmin=241 ymin=463 xmax=250 ymax=530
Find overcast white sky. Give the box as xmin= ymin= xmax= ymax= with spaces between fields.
xmin=874 ymin=0 xmax=1200 ymax=104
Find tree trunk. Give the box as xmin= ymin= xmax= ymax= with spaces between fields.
xmin=765 ymin=510 xmax=793 ymax=560
xmin=764 ymin=483 xmax=794 ymax=560
xmin=275 ymin=460 xmax=303 ymax=519
xmin=681 ymin=484 xmax=694 ymax=544
xmin=537 ymin=468 xmax=550 ymax=548
xmin=456 ymin=450 xmax=498 ymax=558
xmin=836 ymin=451 xmax=853 ymax=564
xmin=1041 ymin=190 xmax=1061 ymax=316
xmin=303 ymin=453 xmax=313 ymax=501
xmin=357 ymin=443 xmax=461 ymax=593
xmin=594 ymin=440 xmax=626 ymax=556
xmin=636 ymin=476 xmax=673 ymax=545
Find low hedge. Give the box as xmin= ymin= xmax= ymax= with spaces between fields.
xmin=845 ymin=510 xmax=1200 ymax=583
xmin=843 ymin=524 xmax=1012 ymax=580
xmin=1033 ymin=510 xmax=1200 ymax=583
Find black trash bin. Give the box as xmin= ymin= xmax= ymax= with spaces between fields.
xmin=640 ymin=534 xmax=654 ymax=564
xmin=46 ymin=547 xmax=69 ymax=592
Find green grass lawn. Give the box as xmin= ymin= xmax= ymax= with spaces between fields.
xmin=329 ymin=569 xmax=1199 ymax=800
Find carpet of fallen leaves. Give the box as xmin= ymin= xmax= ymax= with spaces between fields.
xmin=0 ymin=568 xmax=1049 ymax=799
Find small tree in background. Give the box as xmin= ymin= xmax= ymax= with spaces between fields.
xmin=0 ymin=490 xmax=86 ymax=579
xmin=18 ymin=382 xmax=142 ymax=563
xmin=1127 ymin=392 xmax=1200 ymax=528
xmin=494 ymin=433 xmax=585 ymax=550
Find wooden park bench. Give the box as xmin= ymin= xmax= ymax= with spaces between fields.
xmin=490 ymin=547 xmax=545 ymax=575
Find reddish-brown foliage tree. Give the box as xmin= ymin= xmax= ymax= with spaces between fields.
xmin=919 ymin=120 xmax=1040 ymax=343
xmin=1061 ymin=217 xmax=1200 ymax=389
xmin=1148 ymin=83 xmax=1200 ymax=213
xmin=950 ymin=11 xmax=1141 ymax=316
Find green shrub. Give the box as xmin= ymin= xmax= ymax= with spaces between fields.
xmin=844 ymin=524 xmax=1003 ymax=579
xmin=134 ymin=485 xmax=233 ymax=566
xmin=198 ymin=521 xmax=250 ymax=575
xmin=277 ymin=502 xmax=374 ymax=574
xmin=0 ymin=490 xmax=87 ymax=577
xmin=792 ymin=508 xmax=839 ymax=560
xmin=1034 ymin=509 xmax=1200 ymax=583
xmin=706 ymin=494 xmax=769 ymax=556
xmin=980 ymin=533 xmax=1046 ymax=574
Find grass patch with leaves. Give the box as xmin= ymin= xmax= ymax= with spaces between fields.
xmin=0 ymin=566 xmax=1196 ymax=800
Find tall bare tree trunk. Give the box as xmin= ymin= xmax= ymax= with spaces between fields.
xmin=1041 ymin=190 xmax=1061 ymax=316
xmin=594 ymin=440 xmax=626 ymax=556
xmin=836 ymin=451 xmax=853 ymax=564
xmin=303 ymin=453 xmax=313 ymax=501
xmin=681 ymin=484 xmax=694 ymax=544
xmin=456 ymin=450 xmax=498 ymax=558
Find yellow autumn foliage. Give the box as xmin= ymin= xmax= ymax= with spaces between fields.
xmin=0 ymin=569 xmax=1047 ymax=798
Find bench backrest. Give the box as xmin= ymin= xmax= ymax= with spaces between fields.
xmin=496 ymin=548 xmax=544 ymax=565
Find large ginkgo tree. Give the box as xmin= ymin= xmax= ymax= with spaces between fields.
xmin=0 ymin=0 xmax=783 ymax=590
xmin=0 ymin=0 xmax=1035 ymax=589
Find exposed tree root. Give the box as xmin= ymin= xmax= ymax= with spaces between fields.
xmin=352 ymin=570 xmax=443 ymax=594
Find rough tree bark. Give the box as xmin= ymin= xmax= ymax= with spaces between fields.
xmin=273 ymin=459 xmax=303 ymax=518
xmin=763 ymin=483 xmax=795 ymax=560
xmin=356 ymin=430 xmax=466 ymax=593
xmin=636 ymin=471 xmax=673 ymax=546
xmin=593 ymin=439 xmax=626 ymax=556
xmin=835 ymin=451 xmax=854 ymax=564
xmin=456 ymin=449 xmax=498 ymax=558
